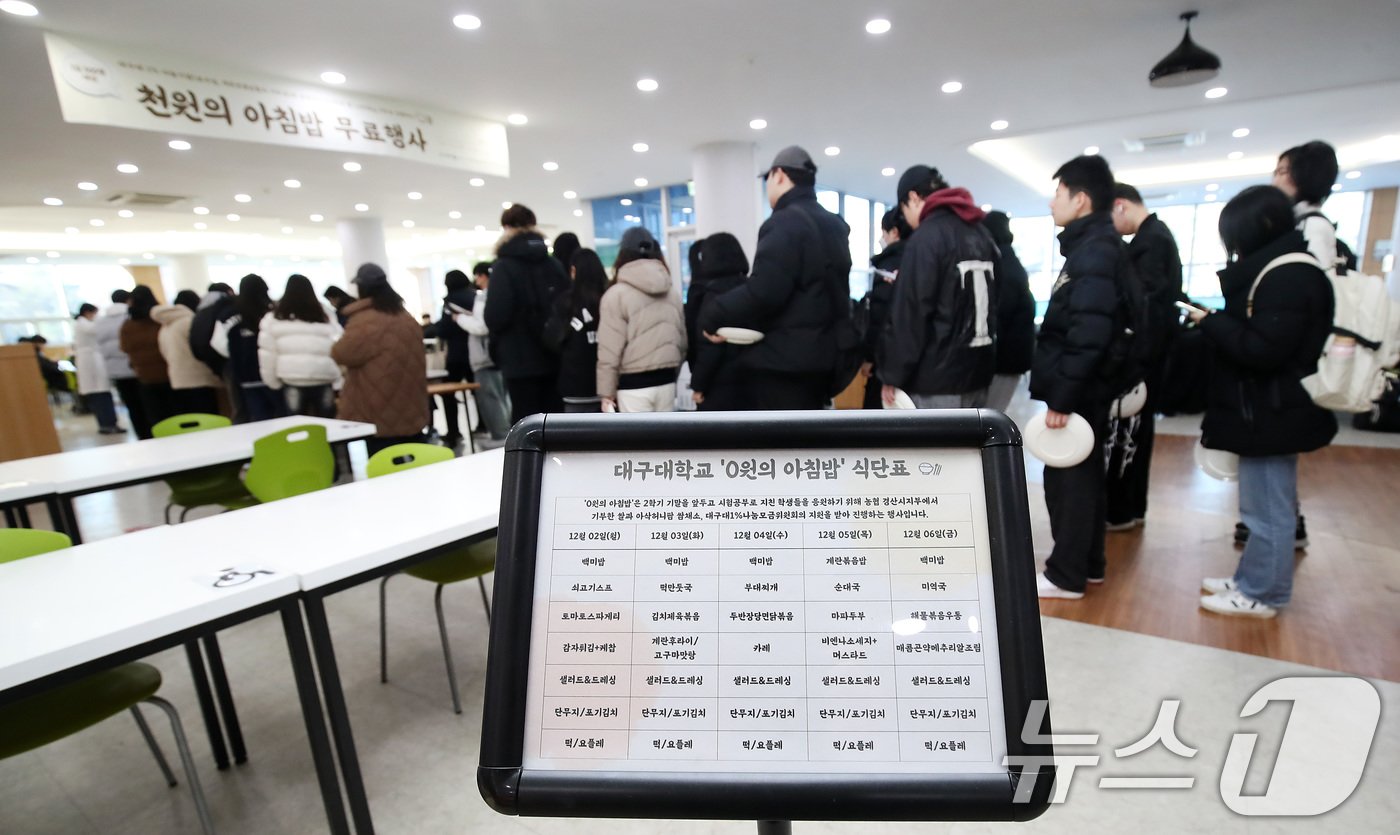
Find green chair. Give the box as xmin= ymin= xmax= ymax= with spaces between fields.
xmin=243 ymin=424 xmax=335 ymax=502
xmin=369 ymin=443 xmax=495 ymax=714
xmin=153 ymin=413 xmax=255 ymax=523
xmin=0 ymin=530 xmax=214 ymax=834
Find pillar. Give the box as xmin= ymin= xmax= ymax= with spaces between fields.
xmin=336 ymin=216 xmax=390 ymax=283
xmin=692 ymin=141 xmax=761 ymax=263
xmin=167 ymin=254 xmax=211 ymax=296
xmin=123 ymin=265 xmax=166 ymax=304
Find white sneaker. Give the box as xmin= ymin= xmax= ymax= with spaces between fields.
xmin=1199 ymin=590 xmax=1277 ymax=618
xmin=1201 ymin=577 xmax=1237 ymax=594
xmin=1037 ymin=572 xmax=1083 ymax=600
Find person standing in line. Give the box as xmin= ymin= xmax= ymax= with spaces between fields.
xmin=547 ymin=248 xmax=609 ymax=403
xmin=878 ymin=165 xmax=1000 ymax=410
xmin=119 ymin=285 xmax=179 ymax=428
xmin=698 ymin=146 xmax=852 ymax=410
xmin=596 ymin=228 xmax=688 ymax=413
xmin=72 ymin=303 xmax=123 ymax=434
xmin=258 ymin=274 xmax=343 ymax=418
xmin=95 ymin=289 xmax=150 ymax=438
xmin=153 ymin=290 xmax=222 ymax=416
xmin=1104 ymin=184 xmax=1185 ymax=531
xmin=1030 ymin=155 xmax=1124 ymax=600
xmin=551 ymin=232 xmax=581 ymax=282
xmin=981 ymin=211 xmax=1036 ymax=413
xmin=188 ymin=282 xmax=238 ymax=419
xmin=323 ymin=285 xmax=354 ymax=327
xmin=859 ymin=209 xmax=910 ymax=409
xmin=689 ymin=232 xmax=752 ymax=411
xmin=1188 ymin=186 xmax=1336 ymax=618
xmin=433 ymin=269 xmax=478 ymax=447
xmin=484 ymin=204 xmax=570 ymax=422
xmin=451 ymin=261 xmax=512 ymax=440
xmin=333 ymin=264 xmax=430 ymax=456
xmin=213 ymin=274 xmax=281 ymax=422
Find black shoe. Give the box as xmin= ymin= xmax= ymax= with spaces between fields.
xmin=1295 ymin=515 xmax=1308 ymax=550
xmin=1234 ymin=522 xmax=1249 ymax=546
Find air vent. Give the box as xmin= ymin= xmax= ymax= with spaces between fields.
xmin=1122 ymin=131 xmax=1206 ymax=153
xmin=104 ymin=192 xmax=187 ymax=207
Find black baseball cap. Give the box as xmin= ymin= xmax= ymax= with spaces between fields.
xmin=759 ymin=145 xmax=817 ymax=179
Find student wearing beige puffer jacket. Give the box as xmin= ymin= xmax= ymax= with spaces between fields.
xmin=152 ymin=291 xmax=222 ymax=416
xmin=596 ymin=227 xmax=687 ymax=413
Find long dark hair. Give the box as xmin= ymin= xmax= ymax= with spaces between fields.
xmin=173 ymin=290 xmax=200 ymax=311
xmin=127 ymin=285 xmax=157 ymax=320
xmin=1219 ymin=186 xmax=1295 ymax=261
xmin=552 ymin=232 xmax=580 ymax=275
xmin=235 ymin=274 xmax=272 ymax=328
xmin=275 ymin=274 xmax=328 ymax=323
xmin=568 ymin=249 xmax=610 ymax=318
xmin=363 ymin=282 xmax=406 ymax=314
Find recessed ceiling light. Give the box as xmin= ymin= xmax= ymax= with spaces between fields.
xmin=194 ymin=222 xmax=207 ymax=230
xmin=682 ymin=207 xmax=693 ymax=214
xmin=501 ymin=201 xmax=512 ymax=209
xmin=42 ymin=197 xmax=62 ymax=206
xmin=469 ymin=177 xmax=485 ymax=187
xmin=865 ymin=18 xmax=891 ymax=35
xmin=233 ymin=193 xmax=251 ymax=203
xmin=309 ymin=213 xmax=324 ymax=222
xmin=1204 ymin=193 xmax=1218 ymax=201
xmin=89 ymin=218 xmax=104 ymax=227
xmin=142 ymin=252 xmax=155 ymax=260
xmin=475 ymin=224 xmax=486 ymax=232
xmin=990 ymin=120 xmax=1009 ymax=131
xmin=193 ymin=206 xmax=210 ymax=215
xmin=940 ymin=81 xmax=963 ymax=94
xmin=448 ymin=210 xmax=462 ymax=219
xmin=542 ymin=161 xmax=559 ymax=171
xmin=1205 ymin=183 xmax=1219 ymax=192
xmin=408 ymin=191 xmax=423 ymax=200
xmin=320 ymin=70 xmax=346 ymax=85
xmin=1232 ymin=128 xmax=1250 ymax=138
xmin=749 ymin=119 xmax=767 ymax=130
xmin=1345 ymin=170 xmax=1361 ymax=180
xmin=634 ymin=178 xmax=649 ymax=187
xmin=1084 ymin=145 xmax=1100 ymax=155
xmin=1205 ymin=86 xmax=1227 ymax=99
xmin=633 ymin=142 xmax=649 ymax=153
xmin=636 ymin=78 xmax=659 ymax=92
xmin=46 ymin=251 xmax=60 ymax=258
xmin=354 ymin=203 xmax=369 ymax=212
xmin=563 ymin=190 xmax=577 ymax=199
xmin=281 ymin=226 xmax=294 ymax=233
xmin=620 ymin=198 xmax=633 ymax=206
xmin=1 ymin=2 xmax=41 ymax=18
xmin=168 ymin=139 xmax=191 ymax=151
xmin=1331 ymin=183 xmax=1342 ymax=192
xmin=118 ymin=258 xmax=130 ymax=265
xmin=343 ymin=161 xmax=362 ymax=172
xmin=402 ymin=220 xmax=415 ymax=228
xmin=452 ymin=13 xmax=481 ymax=30
xmin=65 ymin=226 xmax=79 ymax=234
xmin=116 ymin=163 xmax=139 ymax=174
xmin=980 ymin=204 xmax=992 ymax=212
xmin=77 ymin=181 xmax=98 ymax=191
xmin=1227 ymin=151 xmax=1244 ymax=160
xmin=573 ymin=209 xmax=583 ymax=217
xmin=226 ymin=213 xmax=240 ymax=221
xmin=507 ymin=113 xmax=528 ymax=125
xmin=824 ymin=146 xmax=840 ymax=156
xmin=283 ymin=179 xmax=301 ymax=188
xmin=25 ymin=256 xmax=38 ymax=263
xmin=117 ymin=209 xmax=134 ymax=218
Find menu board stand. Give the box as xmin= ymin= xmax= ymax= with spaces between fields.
xmin=479 ymin=409 xmax=1054 ymax=823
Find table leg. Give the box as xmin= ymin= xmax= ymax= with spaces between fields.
xmin=333 ymin=442 xmax=354 ymax=484
xmin=202 ymin=634 xmax=248 ymax=764
xmin=280 ymin=603 xmax=352 ymax=835
xmin=2 ymin=505 xmax=16 ymax=527
xmin=303 ymin=594 xmax=375 ymax=835
xmin=17 ymin=504 xmax=32 ymax=528
xmin=56 ymin=496 xmax=81 ymax=544
xmin=183 ymin=640 xmax=231 ymax=770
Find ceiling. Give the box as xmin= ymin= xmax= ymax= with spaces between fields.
xmin=2 ymin=0 xmax=1400 ymax=265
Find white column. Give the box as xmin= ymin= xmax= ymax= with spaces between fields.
xmin=692 ymin=141 xmax=761 ymax=263
xmin=336 ymin=216 xmax=390 ymax=283
xmin=167 ymin=254 xmax=211 ymax=295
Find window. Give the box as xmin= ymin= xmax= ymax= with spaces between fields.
xmin=1 ymin=264 xmax=134 ymax=344
xmin=590 ymin=188 xmax=664 ymax=269
xmin=843 ymin=194 xmax=872 ymax=299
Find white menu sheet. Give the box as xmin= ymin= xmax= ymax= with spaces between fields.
xmin=520 ymin=448 xmax=1009 ymax=774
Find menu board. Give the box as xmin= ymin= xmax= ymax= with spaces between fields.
xmin=519 ymin=447 xmax=1009 ymax=775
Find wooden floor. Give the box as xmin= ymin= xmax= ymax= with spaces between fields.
xmin=1030 ymin=433 xmax=1400 ymax=682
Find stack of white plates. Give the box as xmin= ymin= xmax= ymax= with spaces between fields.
xmin=715 ymin=327 xmax=764 ymax=345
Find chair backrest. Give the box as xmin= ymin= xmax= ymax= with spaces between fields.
xmin=243 ymin=424 xmax=334 ymax=502
xmin=152 ymin=413 xmax=232 ymax=438
xmin=367 ymin=443 xmax=454 ymax=479
xmin=0 ymin=529 xmax=72 ymax=564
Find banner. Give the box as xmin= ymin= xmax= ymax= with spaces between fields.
xmin=43 ymin=31 xmax=509 ymax=177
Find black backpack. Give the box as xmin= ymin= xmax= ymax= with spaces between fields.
xmin=1097 ymin=246 xmax=1156 ymax=399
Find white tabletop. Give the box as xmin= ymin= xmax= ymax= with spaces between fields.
xmin=0 ymin=524 xmax=301 ymax=693
xmin=0 ymin=477 xmax=52 ymax=505
xmin=0 ymin=416 xmax=376 ymax=496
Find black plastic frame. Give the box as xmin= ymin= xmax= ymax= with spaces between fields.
xmin=479 ymin=409 xmax=1053 ymax=822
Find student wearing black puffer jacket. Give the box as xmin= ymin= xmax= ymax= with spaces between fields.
xmin=859 ymin=210 xmax=907 ymax=409
xmin=982 ymin=211 xmax=1036 ymax=412
xmin=484 ymin=204 xmax=570 ymax=423
xmin=435 ymin=269 xmax=477 ymax=445
xmin=1189 ymin=186 xmax=1335 ymax=619
xmin=689 ymin=232 xmax=752 ymax=411
xmin=1031 ymin=155 xmax=1123 ymax=600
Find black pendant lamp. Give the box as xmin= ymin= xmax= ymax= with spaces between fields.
xmin=1149 ymin=11 xmax=1222 ymax=88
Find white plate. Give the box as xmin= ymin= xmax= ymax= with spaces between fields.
xmin=1111 ymin=381 xmax=1148 ymax=418
xmin=882 ymin=387 xmax=916 ymax=410
xmin=715 ymin=327 xmax=764 ymax=345
xmin=1024 ymin=411 xmax=1095 ymax=468
xmin=1194 ymin=443 xmax=1239 ymax=481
